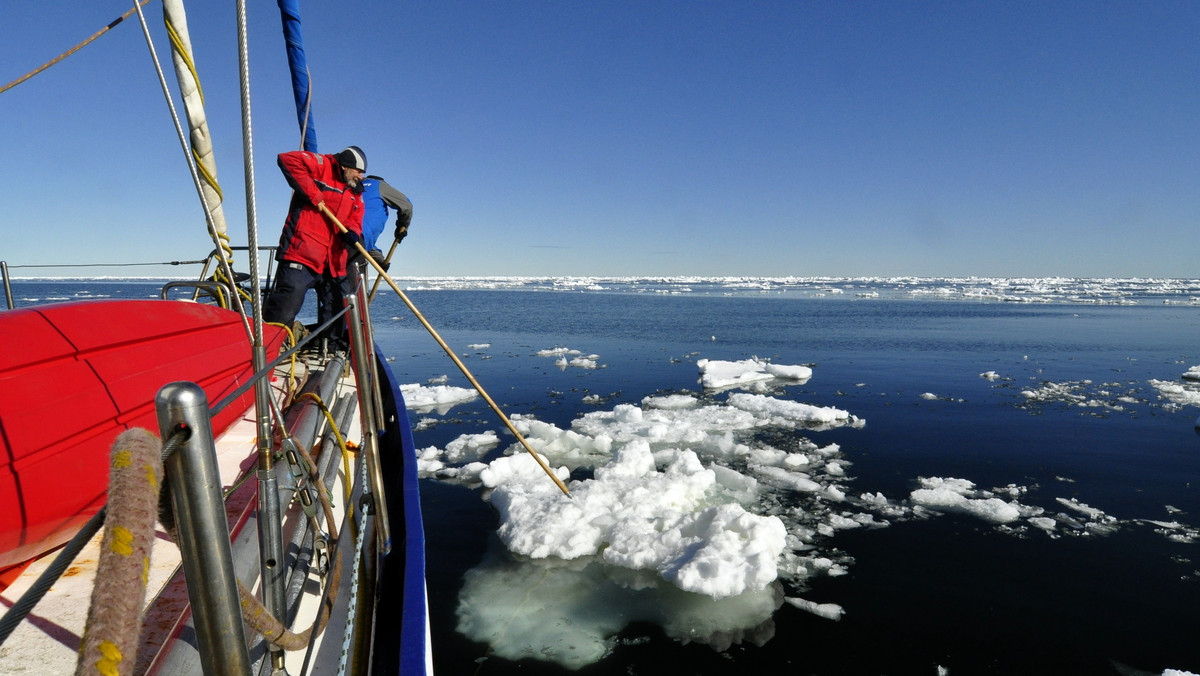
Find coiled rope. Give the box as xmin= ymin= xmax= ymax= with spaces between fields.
xmin=0 ymin=1 xmax=154 ymax=96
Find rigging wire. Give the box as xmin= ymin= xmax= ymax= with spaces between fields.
xmin=5 ymin=260 xmax=206 ymax=269
xmin=0 ymin=1 xmax=154 ymax=95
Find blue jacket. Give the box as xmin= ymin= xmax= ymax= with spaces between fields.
xmin=361 ymin=176 xmax=413 ymax=249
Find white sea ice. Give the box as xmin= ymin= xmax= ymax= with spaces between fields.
xmin=1028 ymin=516 xmax=1058 ymax=533
xmin=726 ymin=392 xmax=859 ymax=429
xmin=696 ymin=357 xmax=812 ymax=390
xmin=1150 ymin=378 xmax=1200 ymax=408
xmin=443 ymin=431 xmax=500 ymax=464
xmin=909 ymin=477 xmax=1025 ymax=524
xmin=537 ymin=346 xmax=581 ymax=357
xmin=399 ymin=382 xmax=477 ymax=413
xmin=408 ymin=360 xmax=1199 ymax=670
xmin=784 ymin=596 xmax=845 ymax=621
xmin=643 ymin=393 xmax=700 ymax=409
xmin=488 ymin=442 xmax=788 ymax=599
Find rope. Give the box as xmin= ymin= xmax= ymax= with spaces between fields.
xmin=294 ymin=392 xmax=355 ymax=514
xmin=236 ymin=435 xmax=342 ymax=651
xmin=0 ymin=1 xmax=154 ymax=96
xmin=73 ymin=419 xmax=343 ymax=665
xmin=77 ymin=429 xmax=164 ymax=676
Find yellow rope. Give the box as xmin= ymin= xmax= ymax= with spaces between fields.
xmin=294 ymin=392 xmax=356 ymax=518
xmin=265 ymin=321 xmax=300 ymax=396
xmin=0 ymin=1 xmax=154 ymax=96
xmin=192 ymin=147 xmax=223 ymax=203
xmin=162 ymin=15 xmax=204 ymax=105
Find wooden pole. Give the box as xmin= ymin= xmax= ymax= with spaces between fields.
xmin=318 ymin=203 xmax=570 ymax=496
xmin=367 ymin=237 xmax=400 ymax=303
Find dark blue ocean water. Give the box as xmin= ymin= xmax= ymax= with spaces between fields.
xmin=7 ymin=280 xmax=1199 ymax=675
xmin=366 ymin=287 xmax=1200 ymax=676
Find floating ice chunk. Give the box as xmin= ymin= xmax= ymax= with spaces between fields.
xmin=980 ymin=371 xmax=1001 ymax=380
xmin=444 ymin=431 xmax=500 ymax=463
xmin=479 ymin=450 xmax=569 ymax=490
xmin=1182 ymin=366 xmax=1200 ymax=382
xmin=537 ymin=346 xmax=582 ymax=357
xmin=763 ymin=363 xmax=814 ymax=380
xmin=569 ymin=356 xmax=600 ymax=369
xmin=1150 ymin=379 xmax=1200 ymax=408
xmin=697 ymin=357 xmax=811 ymax=390
xmin=467 ymin=343 xmax=490 ymax=349
xmin=784 ymin=596 xmax=845 ymax=621
xmin=697 ymin=358 xmax=775 ymax=389
xmin=416 ymin=446 xmax=444 ymax=474
xmin=486 ymin=443 xmax=787 ymax=599
xmin=507 ymin=415 xmax=613 ymax=470
xmin=920 ymin=392 xmax=938 ymax=400
xmin=727 ymin=392 xmax=855 ymax=427
xmin=400 ymin=382 xmax=477 ymax=413
xmin=643 ymin=394 xmax=699 ymax=409
xmin=754 ymin=465 xmax=824 ymax=494
xmin=910 ymin=477 xmax=1023 ymax=524
xmin=1029 ymin=516 xmax=1057 ymax=532
xmin=1054 ymin=497 xmax=1105 ymax=520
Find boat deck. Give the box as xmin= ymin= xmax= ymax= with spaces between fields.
xmin=0 ymin=353 xmax=365 ymax=675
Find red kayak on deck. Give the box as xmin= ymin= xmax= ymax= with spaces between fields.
xmin=0 ymin=299 xmax=286 ymax=571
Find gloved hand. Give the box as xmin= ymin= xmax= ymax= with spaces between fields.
xmin=394 ymin=222 xmax=409 ymax=243
xmin=339 ymin=229 xmax=363 ymax=249
xmin=368 ymin=249 xmax=390 ymax=272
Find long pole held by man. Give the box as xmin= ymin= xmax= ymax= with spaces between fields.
xmin=318 ymin=202 xmax=571 ymax=497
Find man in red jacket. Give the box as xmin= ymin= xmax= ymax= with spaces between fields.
xmin=264 ymin=146 xmax=367 ymax=340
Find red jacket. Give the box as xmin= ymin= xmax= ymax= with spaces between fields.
xmin=274 ymin=150 xmax=364 ymax=277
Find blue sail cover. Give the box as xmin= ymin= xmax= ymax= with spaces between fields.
xmin=277 ymin=0 xmax=318 ymax=152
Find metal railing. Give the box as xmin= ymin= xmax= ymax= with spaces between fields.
xmin=0 ymin=247 xmax=277 ymax=312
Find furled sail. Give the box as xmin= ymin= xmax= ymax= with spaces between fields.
xmin=161 ymin=0 xmax=228 ymax=239
xmin=277 ymin=0 xmax=319 ymax=151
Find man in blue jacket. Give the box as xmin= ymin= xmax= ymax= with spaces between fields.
xmin=313 ymin=173 xmax=413 ymax=345
xmin=359 ymin=175 xmax=414 ymax=271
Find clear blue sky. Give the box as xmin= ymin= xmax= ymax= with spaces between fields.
xmin=2 ymin=1 xmax=1198 ymax=278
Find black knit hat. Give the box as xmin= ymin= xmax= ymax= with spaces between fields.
xmin=336 ymin=146 xmax=367 ymax=172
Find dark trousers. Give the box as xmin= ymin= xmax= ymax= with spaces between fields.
xmin=264 ymin=262 xmax=358 ymax=341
